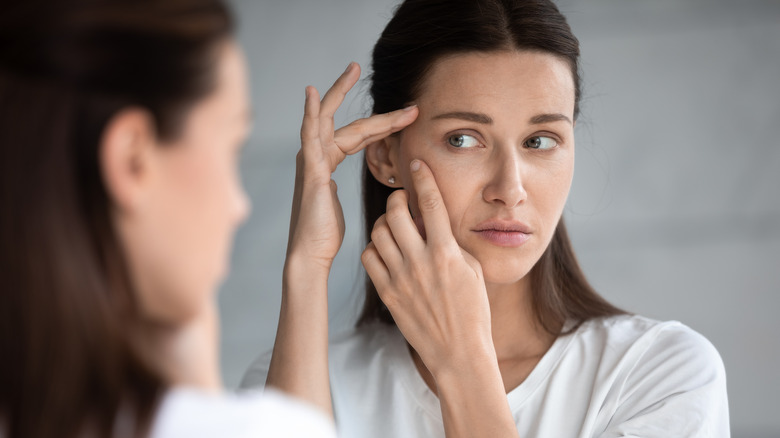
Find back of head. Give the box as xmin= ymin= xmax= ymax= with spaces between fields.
xmin=0 ymin=0 xmax=232 ymax=436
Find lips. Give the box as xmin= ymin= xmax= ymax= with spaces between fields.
xmin=472 ymin=219 xmax=532 ymax=247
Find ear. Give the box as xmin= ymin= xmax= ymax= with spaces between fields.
xmin=365 ymin=135 xmax=402 ymax=188
xmin=99 ymin=108 xmax=158 ymax=214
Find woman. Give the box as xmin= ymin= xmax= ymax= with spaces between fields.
xmin=0 ymin=0 xmax=413 ymax=436
xmin=244 ymin=0 xmax=730 ymax=436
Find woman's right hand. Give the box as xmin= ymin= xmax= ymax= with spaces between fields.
xmin=267 ymin=63 xmax=417 ymax=415
xmin=285 ymin=62 xmax=418 ymax=272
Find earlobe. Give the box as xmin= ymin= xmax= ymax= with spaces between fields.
xmin=99 ymin=108 xmax=157 ymax=214
xmin=365 ymin=136 xmax=401 ymax=188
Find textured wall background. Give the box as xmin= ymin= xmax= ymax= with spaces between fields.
xmin=219 ymin=1 xmax=780 ymax=436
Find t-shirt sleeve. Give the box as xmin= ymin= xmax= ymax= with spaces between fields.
xmin=239 ymin=349 xmax=274 ymax=390
xmin=599 ymin=324 xmax=730 ymax=438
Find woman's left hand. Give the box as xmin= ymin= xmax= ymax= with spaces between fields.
xmin=362 ymin=159 xmax=519 ymax=437
xmin=361 ymin=159 xmax=494 ymax=377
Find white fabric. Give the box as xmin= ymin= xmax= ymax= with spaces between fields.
xmin=150 ymin=387 xmax=337 ymax=438
xmin=242 ymin=314 xmax=729 ymax=438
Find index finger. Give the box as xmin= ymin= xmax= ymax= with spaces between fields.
xmin=408 ymin=159 xmax=455 ymax=248
xmin=333 ymin=105 xmax=418 ymax=156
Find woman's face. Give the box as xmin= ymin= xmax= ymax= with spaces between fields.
xmin=123 ymin=41 xmax=251 ymax=324
xmin=393 ymin=50 xmax=575 ymax=286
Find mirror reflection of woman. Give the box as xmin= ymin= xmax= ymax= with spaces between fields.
xmin=0 ymin=0 xmax=409 ymax=436
xmin=246 ymin=0 xmax=730 ymax=437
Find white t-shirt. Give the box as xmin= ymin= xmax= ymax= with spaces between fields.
xmin=242 ymin=315 xmax=729 ymax=438
xmin=150 ymin=387 xmax=337 ymax=438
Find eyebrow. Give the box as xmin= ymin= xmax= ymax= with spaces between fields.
xmin=431 ymin=111 xmax=493 ymax=124
xmin=529 ymin=113 xmax=572 ymax=125
xmin=431 ymin=111 xmax=572 ymax=125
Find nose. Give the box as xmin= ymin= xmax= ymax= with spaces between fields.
xmin=234 ymin=186 xmax=251 ymax=226
xmin=482 ymin=147 xmax=527 ymax=207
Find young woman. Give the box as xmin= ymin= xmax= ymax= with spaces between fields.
xmin=0 ymin=0 xmax=413 ymax=436
xmin=244 ymin=0 xmax=730 ymax=437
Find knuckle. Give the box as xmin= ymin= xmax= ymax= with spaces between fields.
xmin=385 ymin=205 xmax=406 ymax=223
xmin=386 ymin=189 xmax=406 ymax=206
xmin=347 ymin=119 xmax=369 ymax=139
xmin=419 ymin=194 xmax=441 ymax=211
xmin=379 ymin=291 xmax=397 ymax=309
xmin=370 ymin=226 xmax=387 ymax=243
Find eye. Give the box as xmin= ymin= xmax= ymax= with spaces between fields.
xmin=524 ymin=136 xmax=557 ymax=150
xmin=447 ymin=134 xmax=481 ymax=148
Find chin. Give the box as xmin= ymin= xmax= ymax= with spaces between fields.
xmin=480 ymin=260 xmax=534 ymax=286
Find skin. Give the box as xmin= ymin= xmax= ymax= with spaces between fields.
xmin=102 ymin=40 xmax=252 ymax=391
xmin=265 ymin=62 xmax=419 ymax=414
xmin=105 ymin=44 xmax=417 ymax=416
xmin=362 ymin=50 xmax=577 ymax=437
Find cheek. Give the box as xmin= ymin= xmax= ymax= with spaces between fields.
xmin=531 ymin=155 xmax=574 ymax=219
xmin=398 ymin=139 xmax=480 ymax=228
xmin=143 ymin=147 xmax=241 ymax=322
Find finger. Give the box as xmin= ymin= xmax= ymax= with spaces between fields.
xmin=333 ymin=105 xmax=418 ymax=156
xmin=409 ymin=159 xmax=455 ymax=248
xmin=300 ymin=86 xmax=322 ymax=161
xmin=319 ymin=62 xmax=361 ymax=137
xmin=361 ymin=242 xmax=391 ymax=290
xmin=384 ymin=189 xmax=425 ymax=255
xmin=370 ymin=215 xmax=404 ymax=272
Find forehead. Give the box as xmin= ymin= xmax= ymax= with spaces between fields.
xmin=178 ymin=40 xmax=250 ymax=138
xmin=212 ymin=41 xmax=250 ymax=111
xmin=417 ymin=50 xmax=575 ymax=119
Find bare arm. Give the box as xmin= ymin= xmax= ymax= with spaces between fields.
xmin=265 ymin=63 xmax=418 ymax=415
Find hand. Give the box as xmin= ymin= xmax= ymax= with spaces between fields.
xmin=268 ymin=64 xmax=417 ymax=414
xmin=286 ymin=62 xmax=418 ymax=272
xmin=361 ymin=160 xmax=494 ymax=377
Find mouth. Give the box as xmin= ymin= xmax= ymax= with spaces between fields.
xmin=472 ymin=220 xmax=532 ymax=247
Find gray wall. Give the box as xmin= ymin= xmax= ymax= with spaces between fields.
xmin=219 ymin=1 xmax=780 ymax=437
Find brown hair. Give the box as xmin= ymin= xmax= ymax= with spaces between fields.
xmin=358 ymin=0 xmax=624 ymax=333
xmin=0 ymin=0 xmax=233 ymax=436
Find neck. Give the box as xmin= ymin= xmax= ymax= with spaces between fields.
xmin=133 ymin=303 xmax=222 ymax=393
xmin=484 ymin=276 xmax=557 ymax=362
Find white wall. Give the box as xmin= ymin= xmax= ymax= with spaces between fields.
xmin=220 ymin=1 xmax=780 ymax=436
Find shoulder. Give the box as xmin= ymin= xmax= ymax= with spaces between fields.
xmin=572 ymin=315 xmax=729 ymax=436
xmin=150 ymin=387 xmax=336 ymax=438
xmin=575 ymin=314 xmax=725 ymax=377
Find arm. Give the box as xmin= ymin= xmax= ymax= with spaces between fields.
xmin=265 ymin=63 xmax=418 ymax=415
xmin=361 ymin=160 xmax=519 ymax=437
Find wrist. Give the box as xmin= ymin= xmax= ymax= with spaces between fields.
xmin=433 ymin=348 xmax=502 ymax=399
xmin=283 ymin=252 xmax=331 ymax=281
xmin=428 ymin=338 xmax=498 ymax=384
xmin=282 ymin=253 xmax=331 ymax=300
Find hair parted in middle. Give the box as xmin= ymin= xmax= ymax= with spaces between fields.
xmin=358 ymin=0 xmax=625 ymax=333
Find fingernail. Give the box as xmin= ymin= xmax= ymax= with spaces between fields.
xmin=344 ymin=62 xmax=354 ymax=73
xmin=410 ymin=160 xmax=421 ymax=172
xmin=403 ymin=104 xmax=417 ymax=112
